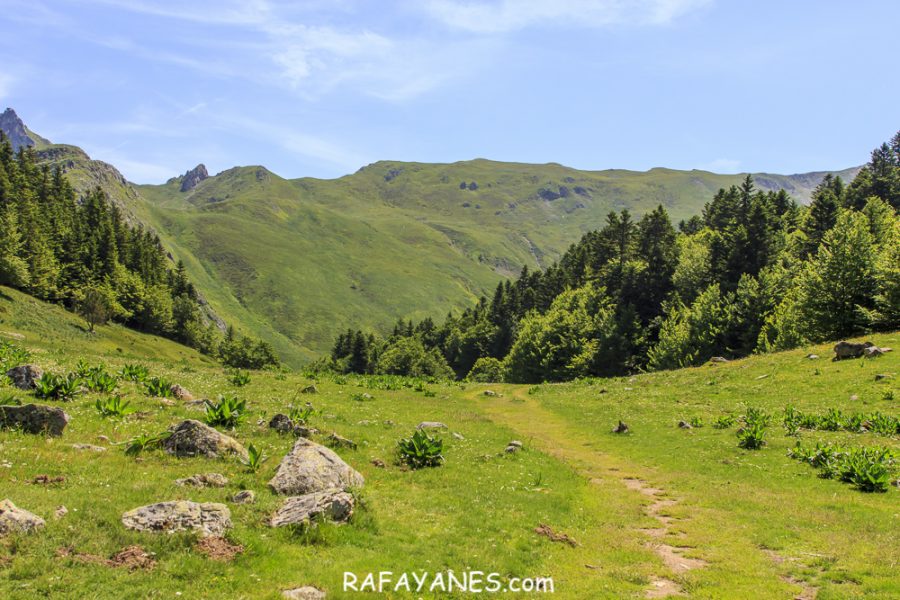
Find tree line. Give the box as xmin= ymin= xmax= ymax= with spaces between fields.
xmin=329 ymin=131 xmax=900 ymax=382
xmin=0 ymin=133 xmax=278 ymax=369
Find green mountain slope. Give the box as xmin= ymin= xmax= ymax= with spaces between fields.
xmin=3 ymin=109 xmax=859 ymax=366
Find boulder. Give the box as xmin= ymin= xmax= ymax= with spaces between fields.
xmin=161 ymin=420 xmax=247 ymax=459
xmin=269 ymin=438 xmax=364 ymax=496
xmin=0 ymin=404 xmax=69 ymax=436
xmin=231 ymin=490 xmax=256 ymax=504
xmin=0 ymin=499 xmax=45 ymax=535
xmin=508 ymin=440 xmax=523 ymax=448
xmin=300 ymin=385 xmax=318 ymax=395
xmin=678 ymin=420 xmax=692 ymax=429
xmin=269 ymin=413 xmax=295 ymax=433
xmin=483 ymin=390 xmax=497 ymax=397
xmin=71 ymin=443 xmax=106 ymax=452
xmin=270 ymin=489 xmax=354 ymax=527
xmin=416 ymin=421 xmax=447 ymax=430
xmin=504 ymin=444 xmax=520 ymax=454
xmin=282 ymin=587 xmax=327 ymax=600
xmin=710 ymin=356 xmax=729 ymax=363
xmin=176 ymin=473 xmax=228 ymax=488
xmin=612 ymin=421 xmax=629 ymax=434
xmin=6 ymin=365 xmax=43 ymax=390
xmin=122 ymin=500 xmax=231 ymax=536
xmin=806 ymin=354 xmax=820 ymax=360
xmin=169 ymin=384 xmax=194 ymax=401
xmin=833 ymin=341 xmax=875 ymax=360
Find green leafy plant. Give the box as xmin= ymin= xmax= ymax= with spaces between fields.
xmin=397 ymin=429 xmax=444 ymax=469
xmin=790 ymin=441 xmax=895 ymax=493
xmin=229 ymin=370 xmax=251 ymax=387
xmin=243 ymin=443 xmax=267 ymax=472
xmin=288 ymin=402 xmax=314 ymax=425
xmin=737 ymin=421 xmax=766 ymax=450
xmin=144 ymin=376 xmax=173 ymax=398
xmin=0 ymin=341 xmax=30 ymax=371
xmin=689 ymin=416 xmax=704 ymax=428
xmin=124 ymin=431 xmax=171 ymax=456
xmin=34 ymin=373 xmax=83 ymax=401
xmin=712 ymin=414 xmax=736 ymax=429
xmin=95 ymin=395 xmax=132 ymax=418
xmin=85 ymin=370 xmax=118 ymax=393
xmin=119 ymin=363 xmax=150 ymax=383
xmin=204 ymin=394 xmax=247 ymax=428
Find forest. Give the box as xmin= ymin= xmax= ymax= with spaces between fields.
xmin=330 ymin=131 xmax=900 ymax=383
xmin=0 ymin=134 xmax=278 ymax=369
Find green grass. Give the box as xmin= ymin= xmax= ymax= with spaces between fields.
xmin=0 ymin=289 xmax=897 ymax=599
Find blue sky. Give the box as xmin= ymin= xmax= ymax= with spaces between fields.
xmin=1 ymin=0 xmax=898 ymax=183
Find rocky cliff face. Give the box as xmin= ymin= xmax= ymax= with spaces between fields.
xmin=0 ymin=108 xmax=36 ymax=151
xmin=180 ymin=164 xmax=209 ymax=192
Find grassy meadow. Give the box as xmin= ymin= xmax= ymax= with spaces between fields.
xmin=0 ymin=289 xmax=897 ymax=599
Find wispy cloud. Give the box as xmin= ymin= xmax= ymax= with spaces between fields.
xmin=422 ymin=0 xmax=713 ymax=33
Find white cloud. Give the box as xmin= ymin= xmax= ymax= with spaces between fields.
xmin=422 ymin=0 xmax=712 ymax=33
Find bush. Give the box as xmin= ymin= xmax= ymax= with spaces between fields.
xmin=376 ymin=338 xmax=453 ymax=379
xmin=737 ymin=421 xmax=767 ymax=449
xmin=204 ymin=394 xmax=247 ymax=428
xmin=144 ymin=377 xmax=173 ymax=397
xmin=34 ymin=373 xmax=82 ymax=401
xmin=466 ymin=357 xmax=505 ymax=383
xmin=85 ymin=370 xmax=118 ymax=393
xmin=789 ymin=442 xmax=894 ymax=493
xmin=125 ymin=431 xmax=171 ymax=456
xmin=712 ymin=414 xmax=736 ymax=429
xmin=229 ymin=370 xmax=251 ymax=387
xmin=95 ymin=395 xmax=132 ymax=418
xmin=0 ymin=341 xmax=30 ymax=371
xmin=119 ymin=363 xmax=150 ymax=382
xmin=397 ymin=429 xmax=444 ymax=469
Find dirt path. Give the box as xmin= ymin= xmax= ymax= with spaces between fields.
xmin=472 ymin=388 xmax=707 ymax=598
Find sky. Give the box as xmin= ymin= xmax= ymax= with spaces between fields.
xmin=0 ymin=0 xmax=898 ymax=183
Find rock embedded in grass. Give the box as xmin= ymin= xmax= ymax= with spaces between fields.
xmin=176 ymin=473 xmax=229 ymax=488
xmin=231 ymin=490 xmax=256 ymax=504
xmin=613 ymin=421 xmax=629 ymax=434
xmin=71 ymin=443 xmax=106 ymax=452
xmin=282 ymin=586 xmax=327 ymax=599
xmin=122 ymin=500 xmax=231 ymax=536
xmin=416 ymin=421 xmax=447 ymax=430
xmin=678 ymin=421 xmax=692 ymax=429
xmin=269 ymin=413 xmax=294 ymax=433
xmin=326 ymin=432 xmax=357 ymax=450
xmin=269 ymin=489 xmax=354 ymax=527
xmin=162 ymin=420 xmax=248 ymax=459
xmin=0 ymin=499 xmax=45 ymax=535
xmin=269 ymin=438 xmax=364 ymax=495
xmin=0 ymin=403 xmax=69 ymax=436
xmin=6 ymin=364 xmax=43 ymax=389
xmin=169 ymin=384 xmax=194 ymax=401
xmin=300 ymin=385 xmax=318 ymax=394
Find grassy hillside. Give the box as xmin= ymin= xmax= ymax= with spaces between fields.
xmin=0 ymin=290 xmax=896 ymax=598
xmin=133 ymin=160 xmax=859 ymax=366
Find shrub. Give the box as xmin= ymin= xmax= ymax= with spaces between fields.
xmin=34 ymin=373 xmax=82 ymax=401
xmin=243 ymin=443 xmax=267 ymax=472
xmin=737 ymin=421 xmax=766 ymax=450
xmin=204 ymin=394 xmax=247 ymax=428
xmin=397 ymin=429 xmax=444 ymax=469
xmin=712 ymin=415 xmax=736 ymax=429
xmin=288 ymin=403 xmax=314 ymax=425
xmin=789 ymin=442 xmax=894 ymax=493
xmin=125 ymin=431 xmax=171 ymax=456
xmin=229 ymin=370 xmax=251 ymax=387
xmin=689 ymin=416 xmax=704 ymax=428
xmin=119 ymin=363 xmax=150 ymax=382
xmin=144 ymin=377 xmax=173 ymax=398
xmin=466 ymin=357 xmax=505 ymax=383
xmin=95 ymin=395 xmax=132 ymax=418
xmin=85 ymin=370 xmax=118 ymax=393
xmin=0 ymin=341 xmax=30 ymax=371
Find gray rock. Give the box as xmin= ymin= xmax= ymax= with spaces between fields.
xmin=504 ymin=445 xmax=520 ymax=454
xmin=0 ymin=404 xmax=69 ymax=436
xmin=806 ymin=354 xmax=819 ymax=360
xmin=833 ymin=340 xmax=875 ymax=360
xmin=710 ymin=356 xmax=729 ymax=363
xmin=483 ymin=390 xmax=498 ymax=397
xmin=161 ymin=420 xmax=247 ymax=459
xmin=176 ymin=473 xmax=228 ymax=488
xmin=0 ymin=499 xmax=45 ymax=535
xmin=416 ymin=421 xmax=447 ymax=430
xmin=613 ymin=421 xmax=629 ymax=434
xmin=300 ymin=385 xmax=318 ymax=394
xmin=452 ymin=432 xmax=465 ymax=440
xmin=231 ymin=490 xmax=256 ymax=504
xmin=169 ymin=384 xmax=194 ymax=401
xmin=122 ymin=500 xmax=231 ymax=536
xmin=326 ymin=432 xmax=357 ymax=450
xmin=269 ymin=438 xmax=364 ymax=496
xmin=269 ymin=413 xmax=295 ymax=433
xmin=54 ymin=505 xmax=68 ymax=520
xmin=508 ymin=440 xmax=523 ymax=448
xmin=71 ymin=443 xmax=106 ymax=452
xmin=179 ymin=164 xmax=208 ymax=192
xmin=6 ymin=365 xmax=43 ymax=390
xmin=270 ymin=489 xmax=354 ymax=527
xmin=678 ymin=420 xmax=692 ymax=429
xmin=282 ymin=586 xmax=326 ymax=600
xmin=874 ymin=373 xmax=892 ymax=381
xmin=865 ymin=346 xmax=885 ymax=358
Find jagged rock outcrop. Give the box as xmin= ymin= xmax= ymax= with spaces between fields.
xmin=180 ymin=164 xmax=209 ymax=192
xmin=6 ymin=364 xmax=44 ymax=390
xmin=0 ymin=404 xmax=69 ymax=436
xmin=0 ymin=108 xmax=35 ymax=151
xmin=122 ymin=500 xmax=231 ymax=536
xmin=268 ymin=438 xmax=364 ymax=496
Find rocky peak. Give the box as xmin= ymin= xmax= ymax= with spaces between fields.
xmin=180 ymin=164 xmax=209 ymax=192
xmin=0 ymin=108 xmax=36 ymax=151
